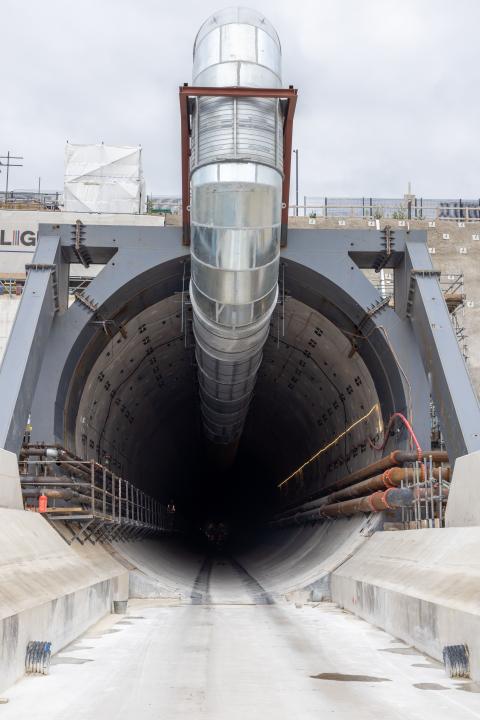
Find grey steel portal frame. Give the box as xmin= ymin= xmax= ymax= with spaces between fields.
xmin=0 ymin=222 xmax=479 ymax=473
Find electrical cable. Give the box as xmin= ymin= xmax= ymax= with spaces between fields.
xmin=369 ymin=411 xmax=422 ymax=455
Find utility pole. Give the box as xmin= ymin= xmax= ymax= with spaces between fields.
xmin=293 ymin=148 xmax=299 ymax=216
xmin=0 ymin=152 xmax=23 ymax=204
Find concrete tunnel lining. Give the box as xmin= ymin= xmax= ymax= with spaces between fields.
xmin=37 ymin=253 xmax=416 ymax=593
xmin=75 ymin=293 xmax=383 ymax=500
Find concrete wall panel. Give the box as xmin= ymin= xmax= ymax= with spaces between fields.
xmin=0 ymin=507 xmax=127 ymax=691
xmin=331 ymin=527 xmax=480 ymax=679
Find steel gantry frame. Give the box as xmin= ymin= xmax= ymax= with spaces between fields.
xmin=0 ymin=222 xmax=480 ymax=530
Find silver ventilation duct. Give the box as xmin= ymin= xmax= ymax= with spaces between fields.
xmin=190 ymin=8 xmax=283 ymax=456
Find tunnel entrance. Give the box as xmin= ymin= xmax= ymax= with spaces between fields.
xmin=23 ymin=242 xmax=430 ymax=594
xmin=74 ymin=287 xmax=385 ymax=543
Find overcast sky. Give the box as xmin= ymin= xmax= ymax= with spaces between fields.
xmin=2 ymin=0 xmax=480 ymax=200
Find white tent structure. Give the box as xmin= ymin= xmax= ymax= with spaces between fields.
xmin=64 ymin=144 xmax=145 ymax=214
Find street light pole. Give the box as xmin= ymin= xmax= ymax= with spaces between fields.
xmin=0 ymin=152 xmax=23 ymax=204
xmin=293 ymin=148 xmax=299 ymax=216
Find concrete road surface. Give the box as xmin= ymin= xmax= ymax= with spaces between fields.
xmin=2 ymin=556 xmax=480 ymax=719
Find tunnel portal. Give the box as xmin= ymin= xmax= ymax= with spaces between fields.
xmin=0 ymin=220 xmax=475 ymax=595
xmin=10 ymin=222 xmax=442 ymax=581
xmin=1 ymin=218 xmax=480 ymax=688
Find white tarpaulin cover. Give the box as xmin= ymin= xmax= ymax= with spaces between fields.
xmin=64 ymin=144 xmax=145 ymax=213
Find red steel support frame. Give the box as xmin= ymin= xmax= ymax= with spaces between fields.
xmin=179 ymin=84 xmax=298 ymax=246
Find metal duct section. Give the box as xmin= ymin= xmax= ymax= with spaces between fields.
xmin=190 ymin=8 xmax=283 ymax=453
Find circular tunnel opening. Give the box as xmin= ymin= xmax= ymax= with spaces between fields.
xmin=72 ymin=267 xmax=397 ymax=590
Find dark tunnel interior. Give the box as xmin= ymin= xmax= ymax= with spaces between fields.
xmin=74 ymin=288 xmax=385 ymax=549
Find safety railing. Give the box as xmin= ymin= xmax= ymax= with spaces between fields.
xmin=147 ymin=197 xmax=480 ymax=221
xmin=2 ymin=192 xmax=480 ymax=221
xmin=20 ymin=450 xmax=179 ymax=544
xmin=289 ymin=197 xmax=480 ymax=221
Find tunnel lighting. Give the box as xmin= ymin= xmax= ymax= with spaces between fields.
xmin=277 ymin=403 xmax=381 ymax=488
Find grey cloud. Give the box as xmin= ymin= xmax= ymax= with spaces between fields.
xmin=2 ymin=0 xmax=479 ymax=199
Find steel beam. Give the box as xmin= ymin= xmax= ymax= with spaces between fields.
xmin=401 ymin=240 xmax=480 ymax=463
xmin=0 ymin=234 xmax=63 ymax=454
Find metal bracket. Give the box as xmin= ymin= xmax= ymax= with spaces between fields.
xmin=89 ymin=319 xmax=128 ymax=339
xmin=373 ymin=225 xmax=395 ymax=272
xmin=62 ymin=518 xmax=95 ymax=545
xmin=76 ymin=292 xmax=128 ymax=340
xmin=348 ymin=295 xmax=392 ymax=357
xmin=71 ymin=220 xmax=92 ymax=268
xmin=25 ymin=263 xmax=56 ymax=271
xmin=74 ymin=292 xmax=98 ymax=314
xmin=406 ymin=268 xmax=441 ymax=318
xmin=357 ymin=295 xmax=391 ymax=332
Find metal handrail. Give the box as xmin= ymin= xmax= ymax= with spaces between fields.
xmin=20 ymin=458 xmax=178 ymax=541
xmin=2 ymin=192 xmax=480 ymax=221
xmin=288 ymin=199 xmax=480 ymax=221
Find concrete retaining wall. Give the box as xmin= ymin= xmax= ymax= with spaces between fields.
xmin=1 ymin=579 xmax=113 ymax=692
xmin=0 ymin=507 xmax=128 ymax=692
xmin=331 ymin=527 xmax=480 ymax=680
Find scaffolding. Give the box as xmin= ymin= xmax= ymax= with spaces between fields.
xmin=0 ymin=278 xmax=25 ymax=297
xmin=440 ymin=273 xmax=468 ymax=362
xmin=20 ymin=447 xmax=179 ymax=545
xmin=371 ymin=271 xmax=467 ymax=362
